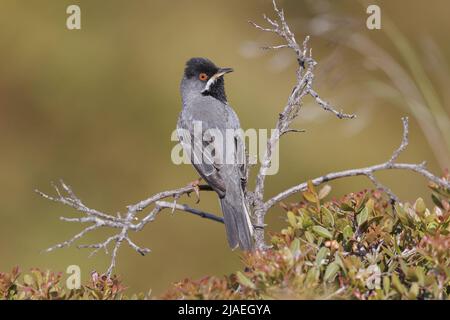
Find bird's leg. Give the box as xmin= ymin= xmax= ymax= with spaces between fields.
xmin=188 ymin=177 xmax=203 ymax=203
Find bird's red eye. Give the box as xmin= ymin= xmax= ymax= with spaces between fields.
xmin=199 ymin=73 xmax=208 ymax=81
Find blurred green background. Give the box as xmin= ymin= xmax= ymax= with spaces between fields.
xmin=0 ymin=0 xmax=449 ymax=295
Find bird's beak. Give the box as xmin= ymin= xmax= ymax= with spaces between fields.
xmin=202 ymin=67 xmax=234 ymax=94
xmin=214 ymin=67 xmax=234 ymax=78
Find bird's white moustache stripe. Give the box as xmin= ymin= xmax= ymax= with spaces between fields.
xmin=201 ymin=74 xmax=220 ymax=94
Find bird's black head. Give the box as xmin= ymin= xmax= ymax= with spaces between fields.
xmin=183 ymin=57 xmax=233 ymax=103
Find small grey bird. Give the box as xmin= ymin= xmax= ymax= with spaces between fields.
xmin=177 ymin=57 xmax=254 ymax=250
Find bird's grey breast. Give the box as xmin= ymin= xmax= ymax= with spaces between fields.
xmin=182 ymin=96 xmax=235 ymax=131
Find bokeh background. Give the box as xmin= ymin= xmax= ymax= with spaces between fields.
xmin=0 ymin=0 xmax=449 ymax=295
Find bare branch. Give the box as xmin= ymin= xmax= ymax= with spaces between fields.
xmin=309 ymin=89 xmax=356 ymax=119
xmin=125 ymin=238 xmax=152 ymax=256
xmin=265 ymin=118 xmax=449 ymax=210
xmin=45 ymin=224 xmax=100 ymax=253
xmin=155 ymin=201 xmax=224 ymax=224
xmin=366 ymin=173 xmax=399 ymax=204
xmin=126 ymin=184 xmax=213 ymax=213
xmin=389 ymin=116 xmax=409 ymax=164
xmin=106 ymin=236 xmax=122 ymax=277
xmin=249 ymin=0 xmax=354 ymax=249
xmin=78 ymin=235 xmax=119 ymax=257
xmin=36 ymin=180 xmax=216 ymax=277
xmin=261 ymin=44 xmax=289 ymax=50
xmin=36 ymin=184 xmax=125 ymax=224
xmin=281 ymin=128 xmax=306 ymax=136
xmin=265 ymin=162 xmax=448 ymax=210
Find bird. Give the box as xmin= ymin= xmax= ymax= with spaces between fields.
xmin=177 ymin=57 xmax=254 ymax=251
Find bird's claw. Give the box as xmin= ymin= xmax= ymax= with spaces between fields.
xmin=189 ymin=177 xmax=203 ymax=204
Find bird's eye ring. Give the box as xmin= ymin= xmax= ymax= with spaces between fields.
xmin=199 ymin=73 xmax=208 ymax=81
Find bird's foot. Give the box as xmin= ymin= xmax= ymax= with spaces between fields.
xmin=188 ymin=177 xmax=203 ymax=204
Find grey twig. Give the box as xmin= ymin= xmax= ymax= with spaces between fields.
xmin=366 ymin=173 xmax=399 ymax=204
xmin=155 ymin=201 xmax=224 ymax=224
xmin=389 ymin=117 xmax=409 ymax=164
xmin=309 ymin=89 xmax=356 ymax=120
xmin=281 ymin=128 xmax=306 ymax=136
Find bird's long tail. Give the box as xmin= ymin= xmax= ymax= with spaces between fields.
xmin=219 ymin=189 xmax=254 ymax=251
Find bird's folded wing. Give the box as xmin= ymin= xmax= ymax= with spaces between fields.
xmin=177 ymin=128 xmax=226 ymax=197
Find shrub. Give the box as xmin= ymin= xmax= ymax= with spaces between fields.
xmin=163 ymin=177 xmax=450 ymax=300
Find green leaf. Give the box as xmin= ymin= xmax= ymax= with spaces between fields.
xmin=391 ymin=274 xmax=406 ymax=295
xmin=301 ymin=213 xmax=314 ymax=229
xmin=306 ymin=267 xmax=320 ymax=283
xmin=366 ymin=215 xmax=383 ymax=226
xmin=342 ymin=225 xmax=353 ymax=240
xmin=303 ymin=191 xmax=318 ymax=203
xmin=321 ymin=207 xmax=335 ymax=227
xmin=431 ymin=193 xmax=443 ymax=209
xmin=427 ymin=221 xmax=439 ymax=232
xmin=290 ymin=238 xmax=300 ymax=255
xmin=312 ymin=225 xmax=332 ymax=239
xmin=324 ymin=262 xmax=340 ymax=282
xmin=23 ymin=274 xmax=34 ymax=286
xmin=287 ymin=211 xmax=297 ymax=228
xmin=414 ymin=198 xmax=426 ymax=216
xmin=395 ymin=204 xmax=409 ymax=225
xmin=383 ymin=276 xmax=391 ymax=295
xmin=31 ymin=270 xmax=43 ymax=287
xmin=408 ymin=283 xmax=419 ymax=299
xmin=415 ymin=267 xmax=425 ymax=286
xmin=305 ymin=231 xmax=315 ymax=243
xmin=365 ymin=198 xmax=375 ymax=214
xmin=357 ymin=207 xmax=369 ymax=226
xmin=236 ymin=271 xmax=256 ymax=289
xmin=315 ymin=247 xmax=330 ymax=266
xmin=307 ymin=180 xmax=317 ymax=194
xmin=334 ymin=252 xmax=347 ymax=275
xmin=282 ymin=247 xmax=294 ymax=266
xmin=318 ymin=185 xmax=332 ymax=200
xmin=340 ymin=202 xmax=354 ymax=212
